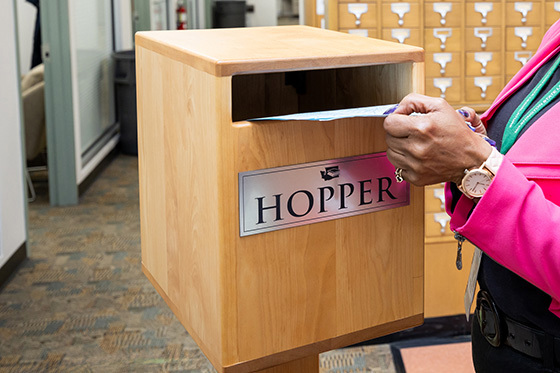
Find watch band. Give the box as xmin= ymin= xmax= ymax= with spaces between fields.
xmin=483 ymin=147 xmax=504 ymax=175
xmin=458 ymin=147 xmax=504 ymax=198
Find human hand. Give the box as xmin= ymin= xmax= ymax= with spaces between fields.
xmin=383 ymin=94 xmax=492 ymax=186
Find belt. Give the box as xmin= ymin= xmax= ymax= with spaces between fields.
xmin=476 ymin=290 xmax=560 ymax=369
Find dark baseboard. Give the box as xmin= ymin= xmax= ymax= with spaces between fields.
xmin=78 ymin=147 xmax=120 ymax=196
xmin=0 ymin=242 xmax=27 ymax=290
xmin=355 ymin=314 xmax=473 ymax=346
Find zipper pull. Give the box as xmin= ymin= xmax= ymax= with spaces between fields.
xmin=454 ymin=232 xmax=465 ymax=270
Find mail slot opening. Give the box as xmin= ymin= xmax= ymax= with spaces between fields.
xmin=231 ymin=63 xmax=413 ymax=122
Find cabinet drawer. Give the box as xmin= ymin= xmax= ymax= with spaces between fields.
xmin=381 ymin=28 xmax=422 ymax=45
xmin=426 ymin=52 xmax=461 ymax=76
xmin=465 ymin=27 xmax=502 ymax=51
xmin=545 ymin=2 xmax=560 ymax=27
xmin=425 ymin=241 xmax=477 ymax=318
xmin=465 ymin=75 xmax=503 ymax=102
xmin=505 ymin=2 xmax=541 ymax=26
xmin=465 ymin=51 xmax=502 ymax=76
xmin=505 ymin=50 xmax=533 ymax=76
xmin=425 ymin=28 xmax=462 ymax=52
xmin=425 ymin=186 xmax=446 ymax=213
xmin=381 ymin=2 xmax=421 ymax=27
xmin=426 ymin=77 xmax=462 ymax=102
xmin=338 ymin=3 xmax=378 ymax=29
xmin=426 ymin=212 xmax=453 ymax=238
xmin=506 ymin=26 xmax=542 ymax=51
xmin=465 ymin=2 xmax=502 ymax=27
xmin=425 ymin=2 xmax=462 ymax=27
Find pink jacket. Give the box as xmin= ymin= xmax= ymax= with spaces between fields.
xmin=445 ymin=20 xmax=560 ymax=318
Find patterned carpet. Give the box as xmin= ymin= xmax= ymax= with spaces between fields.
xmin=0 ymin=154 xmax=397 ymax=373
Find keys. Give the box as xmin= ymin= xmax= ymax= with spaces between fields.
xmin=454 ymin=232 xmax=465 ymax=270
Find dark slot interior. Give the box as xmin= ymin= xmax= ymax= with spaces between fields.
xmin=231 ymin=63 xmax=412 ymax=122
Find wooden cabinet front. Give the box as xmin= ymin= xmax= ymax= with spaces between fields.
xmin=322 ymin=0 xmax=549 ymax=111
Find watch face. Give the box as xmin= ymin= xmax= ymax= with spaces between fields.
xmin=463 ymin=169 xmax=492 ymax=198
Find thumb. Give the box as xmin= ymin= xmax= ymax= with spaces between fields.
xmin=393 ymin=93 xmax=448 ymax=116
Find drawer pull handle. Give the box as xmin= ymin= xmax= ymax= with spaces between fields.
xmin=514 ymin=2 xmax=532 ymax=24
xmin=474 ymin=27 xmax=493 ymax=49
xmin=434 ymin=53 xmax=452 ymax=75
xmin=434 ymin=28 xmax=452 ymax=50
xmin=348 ymin=3 xmax=368 ymax=27
xmin=515 ymin=27 xmax=533 ymax=49
xmin=475 ymin=76 xmax=493 ymax=99
xmin=434 ymin=77 xmax=452 ymax=98
xmin=434 ymin=212 xmax=451 ymax=234
xmin=433 ymin=188 xmax=445 ymax=210
xmin=474 ymin=2 xmax=493 ymax=25
xmin=349 ymin=29 xmax=368 ymax=37
xmin=474 ymin=52 xmax=493 ymax=75
xmin=391 ymin=3 xmax=410 ymax=26
xmin=391 ymin=28 xmax=410 ymax=44
xmin=514 ymin=51 xmax=533 ymax=66
xmin=433 ymin=2 xmax=452 ymax=26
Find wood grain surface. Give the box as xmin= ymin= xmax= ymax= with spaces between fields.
xmin=135 ymin=26 xmax=424 ymax=77
xmin=137 ymin=26 xmax=425 ymax=373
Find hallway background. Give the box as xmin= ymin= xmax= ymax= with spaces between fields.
xmin=0 ymin=155 xmax=398 ymax=372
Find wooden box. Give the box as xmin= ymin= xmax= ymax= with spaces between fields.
xmin=136 ymin=26 xmax=425 ymax=373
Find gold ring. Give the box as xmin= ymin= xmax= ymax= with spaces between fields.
xmin=395 ymin=168 xmax=404 ymax=183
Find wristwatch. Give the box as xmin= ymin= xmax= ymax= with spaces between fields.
xmin=458 ymin=147 xmax=503 ymax=199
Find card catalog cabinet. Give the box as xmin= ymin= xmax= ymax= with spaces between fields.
xmin=424 ymin=184 xmax=477 ymax=317
xmin=308 ymin=0 xmax=560 ymax=111
xmin=299 ymin=1 xmax=557 ymax=317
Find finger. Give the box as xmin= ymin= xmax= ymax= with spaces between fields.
xmin=384 ymin=113 xmax=424 ymax=138
xmin=386 ymin=147 xmax=410 ymax=170
xmin=469 ymin=117 xmax=485 ymax=135
xmin=392 ymin=93 xmax=449 ymax=115
xmin=458 ymin=107 xmax=476 ymax=121
xmin=458 ymin=106 xmax=486 ymax=133
xmin=385 ymin=135 xmax=408 ymax=158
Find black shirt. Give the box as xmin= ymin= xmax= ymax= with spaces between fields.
xmin=479 ymin=50 xmax=560 ymax=335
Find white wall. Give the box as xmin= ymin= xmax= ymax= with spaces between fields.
xmin=246 ymin=0 xmax=277 ymax=27
xmin=168 ymin=0 xmax=278 ymax=29
xmin=114 ymin=0 xmax=134 ymax=50
xmin=1 ymin=1 xmax=27 ymax=267
xmin=16 ymin=0 xmax=36 ymax=76
xmin=18 ymin=0 xmax=134 ymax=66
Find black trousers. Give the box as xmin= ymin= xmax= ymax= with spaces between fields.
xmin=472 ymin=312 xmax=560 ymax=372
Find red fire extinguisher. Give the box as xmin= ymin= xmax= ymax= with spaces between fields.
xmin=177 ymin=0 xmax=187 ymax=30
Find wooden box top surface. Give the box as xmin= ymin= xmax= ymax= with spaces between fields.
xmin=135 ymin=25 xmax=424 ymax=77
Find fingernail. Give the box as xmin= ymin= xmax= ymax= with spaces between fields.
xmin=457 ymin=109 xmax=469 ymax=118
xmin=383 ymin=104 xmax=399 ymax=115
